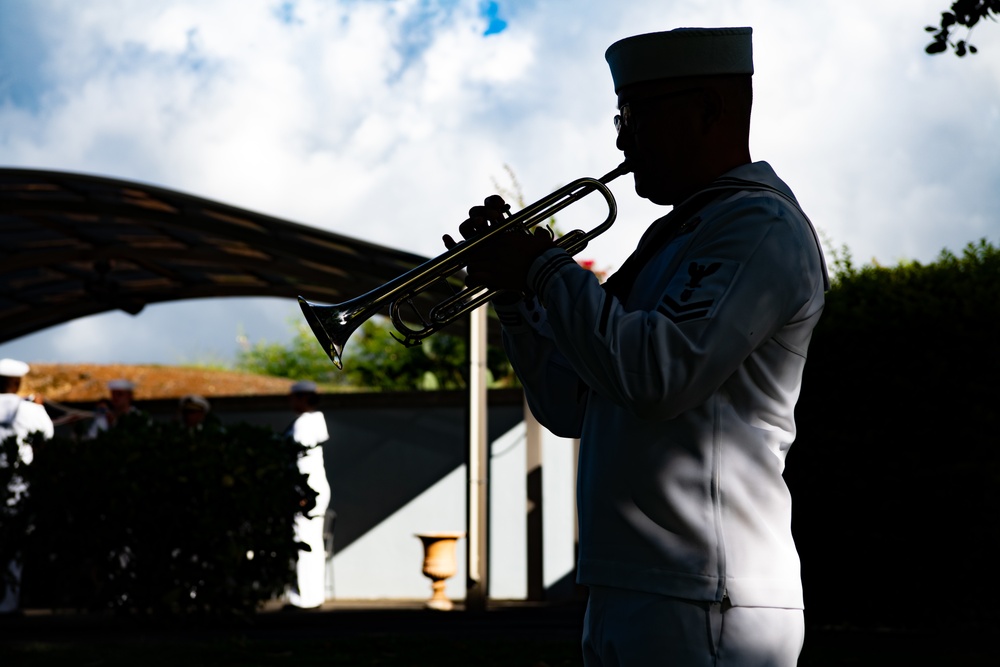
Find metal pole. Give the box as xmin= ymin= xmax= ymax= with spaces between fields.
xmin=465 ymin=305 xmax=489 ymax=611
xmin=525 ymin=397 xmax=544 ymax=600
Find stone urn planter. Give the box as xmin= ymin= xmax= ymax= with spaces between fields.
xmin=415 ymin=532 xmax=465 ymax=611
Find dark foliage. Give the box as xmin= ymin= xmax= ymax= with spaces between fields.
xmin=2 ymin=415 xmax=312 ymax=617
xmin=925 ymin=0 xmax=1000 ymax=55
xmin=237 ymin=317 xmax=518 ymax=391
xmin=0 ymin=432 xmax=38 ymax=597
xmin=788 ymin=239 xmax=1000 ymax=630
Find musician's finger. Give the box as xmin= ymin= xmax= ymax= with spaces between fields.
xmin=443 ymin=234 xmax=458 ymax=250
xmin=484 ymin=194 xmax=507 ymax=211
xmin=459 ymin=217 xmax=484 ymax=238
xmin=483 ymin=206 xmax=506 ymax=226
xmin=468 ymin=207 xmax=505 ymax=230
xmin=534 ymin=226 xmax=554 ymax=241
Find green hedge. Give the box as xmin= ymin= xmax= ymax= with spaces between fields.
xmin=788 ymin=239 xmax=1000 ymax=630
xmin=2 ymin=415 xmax=313 ymax=617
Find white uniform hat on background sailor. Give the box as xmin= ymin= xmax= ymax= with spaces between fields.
xmin=179 ymin=394 xmax=211 ymax=412
xmin=290 ymin=380 xmax=318 ymax=394
xmin=0 ymin=358 xmax=30 ymax=378
xmin=107 ymin=379 xmax=135 ymax=391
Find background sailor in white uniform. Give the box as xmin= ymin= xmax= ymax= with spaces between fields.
xmin=1 ymin=358 xmax=54 ymax=614
xmin=285 ymin=380 xmax=331 ymax=609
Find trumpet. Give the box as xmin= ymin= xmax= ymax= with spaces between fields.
xmin=298 ymin=161 xmax=631 ymax=369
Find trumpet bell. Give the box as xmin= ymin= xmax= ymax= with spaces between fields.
xmin=298 ymin=296 xmax=364 ymax=370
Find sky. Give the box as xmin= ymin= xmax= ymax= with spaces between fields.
xmin=1 ymin=0 xmax=998 ymax=366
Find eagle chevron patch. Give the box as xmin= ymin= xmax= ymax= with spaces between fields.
xmin=657 ymin=258 xmax=739 ymax=323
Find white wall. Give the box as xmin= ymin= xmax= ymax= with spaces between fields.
xmin=330 ymin=420 xmax=578 ymax=601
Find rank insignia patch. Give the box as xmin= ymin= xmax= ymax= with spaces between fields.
xmin=657 ymin=259 xmax=738 ymax=323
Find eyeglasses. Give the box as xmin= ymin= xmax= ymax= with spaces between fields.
xmin=614 ymin=87 xmax=704 ymax=135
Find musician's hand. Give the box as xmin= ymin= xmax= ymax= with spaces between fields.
xmin=442 ymin=195 xmax=509 ymax=249
xmin=442 ymin=195 xmax=555 ymax=293
xmin=464 ymin=227 xmax=555 ymax=292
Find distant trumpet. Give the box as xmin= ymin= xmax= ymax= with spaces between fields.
xmin=298 ymin=161 xmax=631 ymax=369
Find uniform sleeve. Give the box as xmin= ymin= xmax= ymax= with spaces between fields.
xmin=292 ymin=412 xmax=329 ymax=448
xmin=494 ymin=298 xmax=589 ymax=438
xmin=21 ymin=402 xmax=54 ymax=440
xmin=522 ymin=196 xmax=825 ymax=421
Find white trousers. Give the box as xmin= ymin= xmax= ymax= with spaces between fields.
xmin=582 ymin=586 xmax=804 ymax=667
xmin=288 ymin=513 xmax=326 ymax=608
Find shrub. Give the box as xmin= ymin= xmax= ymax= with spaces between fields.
xmin=788 ymin=239 xmax=1000 ymax=630
xmin=3 ymin=415 xmax=313 ymax=617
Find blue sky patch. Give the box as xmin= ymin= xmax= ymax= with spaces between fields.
xmin=272 ymin=2 xmax=302 ymax=26
xmin=0 ymin=3 xmax=53 ymax=111
xmin=480 ymin=1 xmax=507 ymax=36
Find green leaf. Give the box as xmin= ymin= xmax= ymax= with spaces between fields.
xmin=926 ymin=40 xmax=948 ymax=54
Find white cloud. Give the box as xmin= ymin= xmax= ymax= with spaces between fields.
xmin=1 ymin=0 xmax=999 ymax=364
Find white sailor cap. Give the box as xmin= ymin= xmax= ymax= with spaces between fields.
xmin=108 ymin=379 xmax=136 ymax=391
xmin=179 ymin=394 xmax=211 ymax=412
xmin=0 ymin=358 xmax=30 ymax=378
xmin=606 ymin=27 xmax=754 ymax=93
xmin=290 ymin=380 xmax=318 ymax=394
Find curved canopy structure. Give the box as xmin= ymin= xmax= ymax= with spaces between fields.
xmin=0 ymin=168 xmax=470 ymax=345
